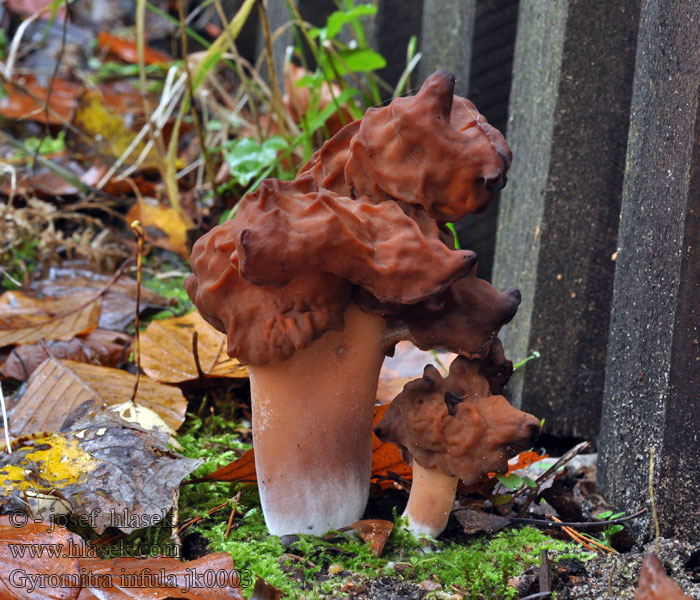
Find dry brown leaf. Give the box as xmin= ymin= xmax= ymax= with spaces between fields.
xmin=0 ymin=290 xmax=101 ymax=348
xmin=9 ymin=358 xmax=187 ymax=437
xmin=371 ymin=404 xmax=413 ymax=486
xmin=0 ymin=518 xmax=241 ymax=599
xmin=349 ymin=519 xmax=393 ymax=557
xmin=141 ymin=311 xmax=248 ymax=383
xmin=97 ymin=32 xmax=173 ymax=65
xmin=0 ymin=75 xmax=81 ymax=124
xmin=0 ymin=329 xmax=131 ymax=381
xmin=32 ymin=267 xmax=169 ymax=331
xmin=126 ymin=199 xmax=193 ymax=260
xmin=0 ymin=516 xmax=82 ymax=599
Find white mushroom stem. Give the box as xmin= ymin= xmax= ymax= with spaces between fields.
xmin=249 ymin=302 xmax=386 ymax=536
xmin=403 ymin=460 xmax=458 ymax=537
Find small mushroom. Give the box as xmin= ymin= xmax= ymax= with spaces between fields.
xmin=185 ymin=71 xmax=516 ymax=535
xmin=634 ymin=555 xmax=692 ymax=600
xmin=374 ymin=351 xmax=541 ymax=537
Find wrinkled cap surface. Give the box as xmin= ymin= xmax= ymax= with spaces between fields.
xmin=634 ymin=555 xmax=692 ymax=600
xmin=185 ymin=70 xmax=515 ymax=366
xmin=344 ymin=70 xmax=511 ymax=222
xmin=374 ymin=354 xmax=540 ymax=483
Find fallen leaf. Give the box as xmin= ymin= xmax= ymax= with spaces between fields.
xmin=371 ymin=404 xmax=413 ymax=485
xmin=250 ymin=577 xmax=281 ymax=600
xmin=0 ymin=290 xmax=101 ymax=347
xmin=31 ymin=267 xmax=170 ymax=331
xmin=97 ymin=32 xmax=173 ymax=65
xmin=0 ymin=329 xmax=130 ymax=381
xmin=0 ymin=75 xmax=81 ymax=124
xmin=0 ymin=516 xmax=82 ymax=599
xmin=141 ymin=311 xmax=248 ymax=383
xmin=9 ymin=358 xmax=187 ymax=437
xmin=126 ymin=199 xmax=193 ymax=260
xmin=0 ymin=517 xmax=241 ymax=599
xmin=453 ymin=509 xmax=511 ymax=535
xmin=349 ymin=519 xmax=393 ymax=557
xmin=189 ymin=448 xmax=257 ymax=484
xmin=76 ymin=553 xmax=244 ymax=599
xmin=1 ymin=406 xmax=202 ymax=533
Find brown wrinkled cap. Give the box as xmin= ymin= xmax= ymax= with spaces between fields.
xmin=185 ymin=220 xmax=351 ymax=365
xmin=186 ymin=70 xmax=514 ymax=365
xmin=344 ymin=70 xmax=512 ymax=223
xmin=380 ymin=267 xmax=521 ymax=360
xmin=634 ymin=555 xmax=692 ymax=600
xmin=234 ymin=177 xmax=476 ymax=304
xmin=374 ymin=354 xmax=540 ymax=483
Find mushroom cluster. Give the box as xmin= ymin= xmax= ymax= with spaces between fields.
xmin=185 ymin=70 xmax=520 ymax=536
xmin=375 ymin=343 xmax=541 ymax=536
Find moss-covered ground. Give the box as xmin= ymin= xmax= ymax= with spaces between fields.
xmin=175 ymin=411 xmax=596 ymax=599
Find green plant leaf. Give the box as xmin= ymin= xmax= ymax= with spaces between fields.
xmin=310 ymin=4 xmax=377 ymax=41
xmin=223 ymin=136 xmax=287 ymax=187
xmin=496 ymin=473 xmax=523 ymax=491
xmin=331 ymin=48 xmax=386 ymax=75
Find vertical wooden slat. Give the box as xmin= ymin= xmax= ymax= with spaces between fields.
xmin=598 ymin=0 xmax=700 ymax=542
xmin=417 ymin=0 xmax=477 ymax=97
xmin=491 ymin=0 xmax=640 ymax=441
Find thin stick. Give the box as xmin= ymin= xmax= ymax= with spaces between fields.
xmin=129 ymin=221 xmax=145 ymax=404
xmin=0 ymin=383 xmax=12 ymax=454
xmin=176 ymin=0 xmax=218 ymax=200
xmin=176 ymin=500 xmax=230 ymax=534
xmin=257 ymin=0 xmax=287 ymax=138
xmin=225 ymin=491 xmax=241 ymax=537
xmin=649 ymin=447 xmax=660 ymax=554
xmin=507 ymin=508 xmax=647 ymax=529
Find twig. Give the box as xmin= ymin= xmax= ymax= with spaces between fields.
xmin=257 ymin=0 xmax=288 ymax=138
xmin=176 ymin=0 xmax=218 ymax=201
xmin=129 ymin=221 xmax=145 ymax=404
xmin=0 ymin=383 xmax=12 ymax=454
xmin=514 ymin=441 xmax=591 ymax=511
xmin=605 ymin=562 xmax=617 ymax=599
xmin=549 ymin=515 xmax=616 ymax=554
xmin=507 ymin=508 xmax=647 ymax=529
xmin=191 ymin=331 xmax=206 ymax=379
xmin=225 ymin=491 xmax=241 ymax=537
xmin=539 ymin=550 xmax=551 ymax=594
xmin=520 ymin=593 xmax=554 ymax=600
xmin=39 ymin=0 xmax=69 ymax=153
xmin=176 ymin=500 xmax=230 ymax=534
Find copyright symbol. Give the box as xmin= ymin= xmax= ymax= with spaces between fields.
xmin=8 ymin=511 xmax=28 ymax=528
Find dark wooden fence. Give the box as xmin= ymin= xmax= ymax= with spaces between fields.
xmin=237 ymin=0 xmax=700 ymax=542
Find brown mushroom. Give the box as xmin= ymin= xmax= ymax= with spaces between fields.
xmin=185 ymin=70 xmax=516 ymax=535
xmin=374 ymin=353 xmax=541 ymax=536
xmin=634 ymin=555 xmax=692 ymax=600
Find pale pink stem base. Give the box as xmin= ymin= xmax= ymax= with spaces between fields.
xmin=249 ymin=302 xmax=386 ymax=536
xmin=403 ymin=460 xmax=458 ymax=537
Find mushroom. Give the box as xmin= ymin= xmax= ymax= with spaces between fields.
xmin=374 ymin=348 xmax=541 ymax=537
xmin=185 ymin=70 xmax=517 ymax=536
xmin=634 ymin=555 xmax=692 ymax=600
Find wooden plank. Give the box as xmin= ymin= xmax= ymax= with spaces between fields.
xmin=597 ymin=0 xmax=700 ymax=542
xmin=417 ymin=0 xmax=477 ymax=97
xmin=491 ymin=0 xmax=640 ymax=440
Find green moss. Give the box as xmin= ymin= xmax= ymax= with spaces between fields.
xmin=175 ymin=412 xmax=595 ymax=599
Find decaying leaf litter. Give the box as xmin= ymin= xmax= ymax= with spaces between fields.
xmin=0 ymin=2 xmax=696 ymax=599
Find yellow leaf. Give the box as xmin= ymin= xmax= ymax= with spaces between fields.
xmin=126 ymin=198 xmax=193 ymax=260
xmin=0 ymin=291 xmax=101 ymax=347
xmin=141 ymin=311 xmax=248 ymax=383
